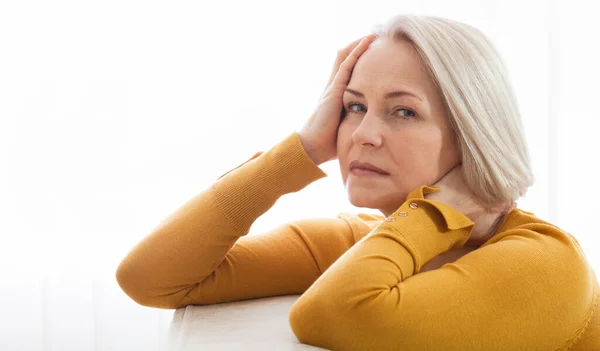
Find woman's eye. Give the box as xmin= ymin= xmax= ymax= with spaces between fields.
xmin=396 ymin=108 xmax=416 ymax=118
xmin=345 ymin=102 xmax=415 ymax=120
xmin=347 ymin=103 xmax=366 ymax=113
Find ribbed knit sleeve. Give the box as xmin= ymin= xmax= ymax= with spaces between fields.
xmin=116 ymin=131 xmax=349 ymax=309
xmin=210 ymin=131 xmax=329 ymax=236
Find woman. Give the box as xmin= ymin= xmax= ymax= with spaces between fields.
xmin=116 ymin=15 xmax=599 ymax=350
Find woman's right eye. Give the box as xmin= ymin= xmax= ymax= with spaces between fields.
xmin=346 ymin=102 xmax=366 ymax=113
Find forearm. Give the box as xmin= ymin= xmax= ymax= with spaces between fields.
xmin=116 ymin=131 xmax=328 ymax=307
xmin=211 ymin=131 xmax=328 ymax=235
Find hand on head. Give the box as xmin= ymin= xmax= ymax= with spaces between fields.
xmin=298 ymin=34 xmax=378 ymax=166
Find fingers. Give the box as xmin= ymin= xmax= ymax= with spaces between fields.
xmin=346 ymin=36 xmax=368 ymax=50
xmin=339 ymin=37 xmax=365 ymax=57
xmin=330 ymin=34 xmax=377 ymax=90
xmin=325 ymin=34 xmax=377 ymax=90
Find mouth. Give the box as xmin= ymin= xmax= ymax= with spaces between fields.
xmin=350 ymin=168 xmax=390 ymax=177
xmin=349 ymin=160 xmax=390 ymax=176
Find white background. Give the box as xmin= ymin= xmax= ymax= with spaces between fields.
xmin=1 ymin=0 xmax=598 ymax=350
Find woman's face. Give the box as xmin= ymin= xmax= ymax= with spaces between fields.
xmin=337 ymin=37 xmax=461 ymax=217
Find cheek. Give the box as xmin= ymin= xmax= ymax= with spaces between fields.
xmin=389 ymin=131 xmax=443 ymax=169
xmin=404 ymin=126 xmax=444 ymax=151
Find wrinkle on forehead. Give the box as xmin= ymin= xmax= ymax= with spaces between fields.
xmin=349 ymin=38 xmax=436 ymax=101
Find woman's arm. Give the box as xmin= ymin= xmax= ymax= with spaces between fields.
xmin=116 ymin=131 xmax=339 ymax=309
xmin=289 ymin=185 xmax=596 ymax=350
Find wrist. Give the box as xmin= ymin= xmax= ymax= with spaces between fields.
xmin=297 ymin=134 xmax=323 ymax=166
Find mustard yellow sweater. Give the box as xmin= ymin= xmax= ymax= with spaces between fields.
xmin=116 ymin=131 xmax=600 ymax=350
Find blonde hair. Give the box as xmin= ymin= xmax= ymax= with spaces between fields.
xmin=371 ymin=15 xmax=534 ymax=208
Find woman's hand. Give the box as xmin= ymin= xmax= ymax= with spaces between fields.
xmin=425 ymin=163 xmax=517 ymax=246
xmin=298 ymin=34 xmax=378 ymax=166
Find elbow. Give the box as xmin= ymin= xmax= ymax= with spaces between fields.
xmin=289 ymin=302 xmax=316 ymax=346
xmin=289 ymin=290 xmax=374 ymax=349
xmin=115 ymin=261 xmax=202 ymax=310
xmin=115 ymin=261 xmax=150 ymax=306
xmin=289 ymin=293 xmax=334 ymax=347
xmin=115 ymin=260 xmax=171 ymax=309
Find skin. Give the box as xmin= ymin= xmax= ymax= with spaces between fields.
xmin=337 ymin=37 xmax=462 ymax=218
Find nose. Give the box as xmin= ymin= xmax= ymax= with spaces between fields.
xmin=351 ymin=113 xmax=384 ymax=149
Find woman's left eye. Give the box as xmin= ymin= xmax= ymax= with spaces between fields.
xmin=396 ymin=108 xmax=416 ymax=119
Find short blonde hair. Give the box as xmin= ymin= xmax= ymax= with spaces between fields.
xmin=371 ymin=15 xmax=535 ymax=208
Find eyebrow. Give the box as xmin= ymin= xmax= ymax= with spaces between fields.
xmin=344 ymin=88 xmax=424 ymax=102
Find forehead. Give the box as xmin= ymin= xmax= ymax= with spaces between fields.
xmin=348 ymin=38 xmax=435 ymax=96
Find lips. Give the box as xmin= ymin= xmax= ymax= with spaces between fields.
xmin=349 ymin=160 xmax=389 ymax=175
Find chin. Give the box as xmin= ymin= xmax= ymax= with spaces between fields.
xmin=347 ymin=190 xmax=385 ymax=210
xmin=347 ymin=186 xmax=406 ymax=215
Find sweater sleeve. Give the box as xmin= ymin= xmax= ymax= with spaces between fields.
xmin=289 ymin=185 xmax=597 ymax=351
xmin=116 ymin=131 xmax=358 ymax=309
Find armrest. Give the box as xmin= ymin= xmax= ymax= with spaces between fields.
xmin=167 ymin=294 xmax=329 ymax=350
